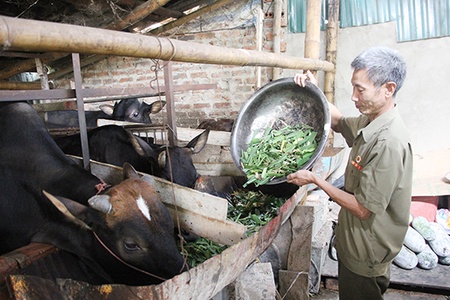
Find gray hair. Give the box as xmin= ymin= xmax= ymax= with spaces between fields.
xmin=351 ymin=47 xmax=407 ymax=96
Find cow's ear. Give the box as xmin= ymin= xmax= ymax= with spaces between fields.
xmin=149 ymin=100 xmax=166 ymax=114
xmin=123 ymin=162 xmax=140 ymax=180
xmin=99 ymin=104 xmax=114 ymax=116
xmin=43 ymin=190 xmax=91 ymax=230
xmin=126 ymin=131 xmax=157 ymax=158
xmin=186 ymin=128 xmax=209 ymax=154
xmin=141 ymin=174 xmax=156 ymax=186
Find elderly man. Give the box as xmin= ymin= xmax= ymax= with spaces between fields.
xmin=288 ymin=47 xmax=413 ymax=300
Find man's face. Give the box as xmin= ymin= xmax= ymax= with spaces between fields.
xmin=351 ymin=69 xmax=392 ymax=121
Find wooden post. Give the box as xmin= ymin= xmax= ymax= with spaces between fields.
xmin=304 ymin=0 xmax=322 ymax=78
xmin=163 ymin=61 xmax=176 ymax=147
xmin=272 ymin=0 xmax=283 ymax=80
xmin=35 ymin=58 xmax=50 ymax=91
xmin=72 ymin=53 xmax=90 ymax=171
xmin=256 ymin=5 xmax=264 ymax=89
xmin=325 ymin=0 xmax=340 ymax=146
xmin=324 ymin=0 xmax=340 ymax=105
xmin=279 ymin=205 xmax=314 ymax=300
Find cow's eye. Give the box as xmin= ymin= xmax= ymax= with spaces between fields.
xmin=124 ymin=241 xmax=140 ymax=251
xmin=132 ymin=111 xmax=139 ymax=117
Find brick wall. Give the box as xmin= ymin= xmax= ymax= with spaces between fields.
xmin=56 ymin=0 xmax=284 ymax=128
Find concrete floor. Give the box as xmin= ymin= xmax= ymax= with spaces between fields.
xmin=310 ymin=278 xmax=450 ymax=300
xmin=311 ymin=288 xmax=450 ymax=300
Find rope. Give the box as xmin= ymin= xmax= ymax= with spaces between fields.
xmin=280 ymin=271 xmax=308 ymax=300
xmin=95 ymin=178 xmax=110 ymax=195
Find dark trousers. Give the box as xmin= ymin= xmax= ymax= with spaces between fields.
xmin=338 ymin=259 xmax=390 ymax=300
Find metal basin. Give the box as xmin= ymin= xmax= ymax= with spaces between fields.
xmin=230 ymin=77 xmax=331 ymax=185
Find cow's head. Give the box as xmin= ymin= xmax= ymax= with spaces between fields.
xmin=100 ymin=99 xmax=166 ymax=124
xmin=45 ymin=163 xmax=186 ymax=285
xmin=128 ymin=129 xmax=210 ymax=188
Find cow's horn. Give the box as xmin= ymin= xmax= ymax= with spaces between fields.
xmin=158 ymin=151 xmax=167 ymax=168
xmin=88 ymin=195 xmax=112 ymax=214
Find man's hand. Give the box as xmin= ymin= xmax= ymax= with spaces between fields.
xmin=294 ymin=70 xmax=317 ymax=87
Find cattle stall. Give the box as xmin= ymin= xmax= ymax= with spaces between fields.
xmin=0 ymin=11 xmax=333 ymax=299
xmin=0 ymin=159 xmax=312 ymax=299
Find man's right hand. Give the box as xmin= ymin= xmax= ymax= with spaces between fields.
xmin=294 ymin=70 xmax=317 ymax=87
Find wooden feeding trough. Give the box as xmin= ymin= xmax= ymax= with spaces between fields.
xmin=0 ymin=157 xmax=310 ymax=299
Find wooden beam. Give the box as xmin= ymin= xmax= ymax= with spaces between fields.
xmin=0 ymin=83 xmax=217 ymax=102
xmin=0 ymin=16 xmax=334 ymax=72
xmin=105 ymin=0 xmax=172 ymax=31
xmin=0 ymin=52 xmax=67 ymax=81
xmin=0 ymin=81 xmax=49 ymax=90
xmin=149 ymin=0 xmax=236 ymax=35
xmin=0 ymin=0 xmax=171 ymax=80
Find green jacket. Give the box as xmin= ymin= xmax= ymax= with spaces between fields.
xmin=335 ymin=107 xmax=413 ymax=277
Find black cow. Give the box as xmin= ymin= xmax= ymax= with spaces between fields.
xmin=44 ymin=98 xmax=166 ymax=128
xmin=0 ymin=102 xmax=186 ymax=285
xmin=55 ymin=125 xmax=209 ymax=188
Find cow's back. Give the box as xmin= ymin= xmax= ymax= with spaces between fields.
xmin=0 ymin=102 xmax=101 ymax=253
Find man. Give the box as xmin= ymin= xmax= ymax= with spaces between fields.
xmin=287 ymin=47 xmax=413 ymax=299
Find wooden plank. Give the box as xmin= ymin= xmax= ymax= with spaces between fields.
xmin=7 ymin=203 xmax=285 ymax=299
xmin=153 ymin=178 xmax=229 ymax=220
xmin=0 ymin=243 xmax=57 ymax=284
xmin=167 ymin=207 xmax=246 ymax=246
xmin=176 ymin=127 xmax=231 ymax=147
xmin=193 ymin=161 xmax=242 ymax=177
xmin=83 ymin=158 xmax=229 ymax=221
xmin=33 ymin=101 xmax=77 ymax=111
xmin=279 ymin=204 xmax=314 ymax=300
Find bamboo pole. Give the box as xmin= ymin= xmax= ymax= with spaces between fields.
xmin=324 ymin=0 xmax=340 ymax=105
xmin=0 ymin=16 xmax=334 ymax=72
xmin=304 ymin=0 xmax=322 ymax=78
xmin=272 ymin=0 xmax=282 ymax=80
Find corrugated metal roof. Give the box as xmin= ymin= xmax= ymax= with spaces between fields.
xmin=288 ymin=0 xmax=450 ymax=42
xmin=397 ymin=0 xmax=450 ymax=41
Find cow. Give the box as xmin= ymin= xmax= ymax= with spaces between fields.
xmin=0 ymin=102 xmax=186 ymax=285
xmin=43 ymin=98 xmax=166 ymax=128
xmin=54 ymin=125 xmax=209 ymax=188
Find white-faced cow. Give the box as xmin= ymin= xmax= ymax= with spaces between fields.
xmin=54 ymin=125 xmax=209 ymax=188
xmin=44 ymin=98 xmax=166 ymax=128
xmin=0 ymin=102 xmax=186 ymax=285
